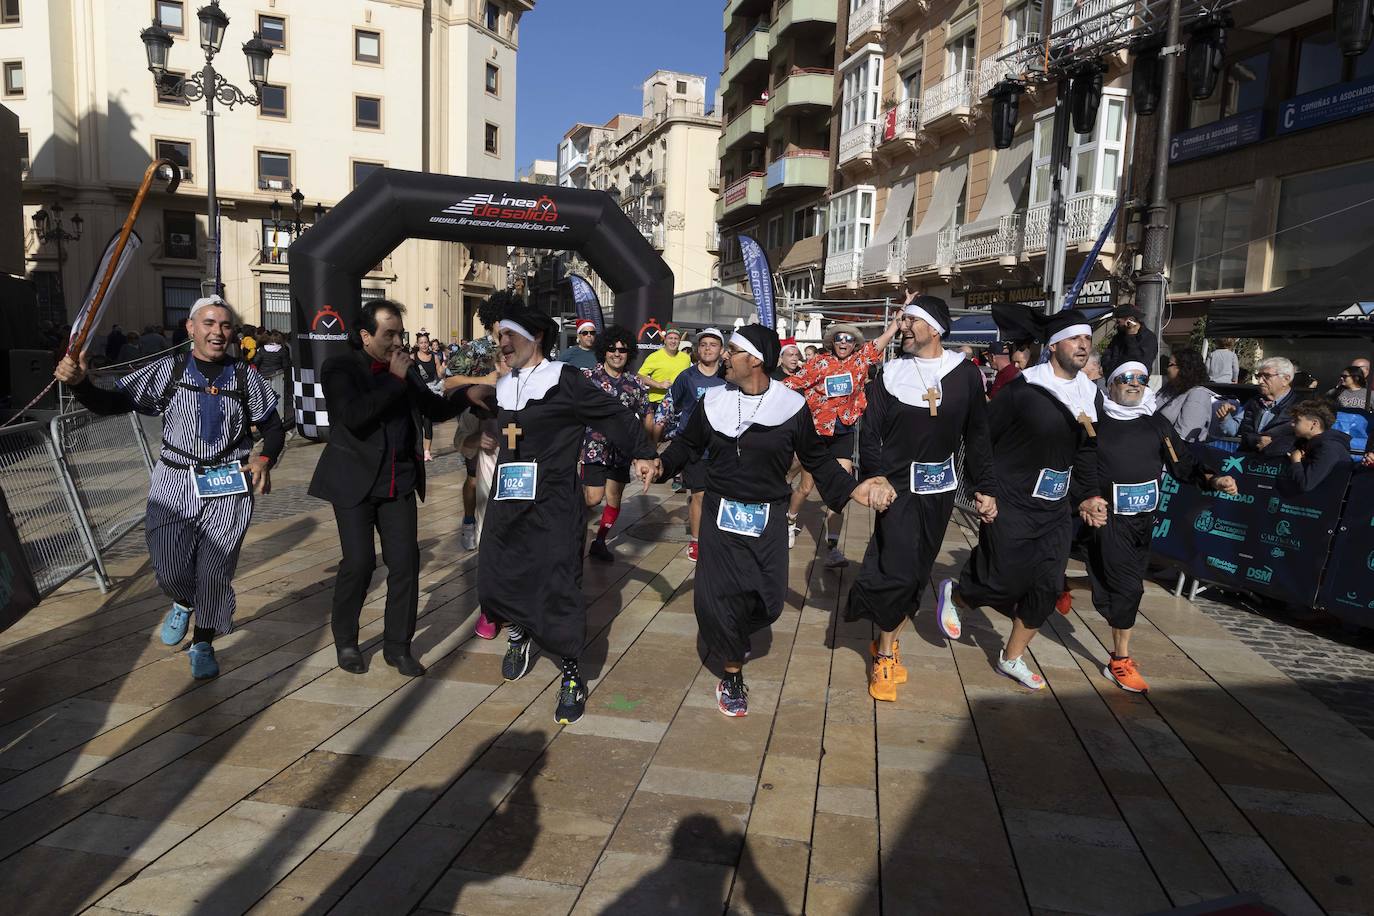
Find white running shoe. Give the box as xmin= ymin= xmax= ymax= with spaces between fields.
xmin=787 ymin=525 xmax=800 ymax=549
xmin=997 ymin=652 xmax=1046 ymax=690
xmin=825 ymin=545 xmax=849 ymax=568
xmin=935 ymin=578 xmax=962 ymax=640
xmin=461 ymin=521 xmax=478 ymax=551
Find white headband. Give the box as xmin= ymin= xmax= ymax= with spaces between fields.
xmin=1109 ymin=361 xmax=1149 ymax=383
xmin=189 ymin=295 xmax=228 ymax=321
xmin=902 ymin=304 xmax=946 ymax=336
xmin=730 ymin=332 xmax=764 ymax=363
xmin=499 ymin=320 xmax=535 ymax=342
xmin=1048 ymin=324 xmax=1092 ymax=346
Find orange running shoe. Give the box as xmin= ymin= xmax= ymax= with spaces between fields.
xmin=869 ymin=654 xmax=898 ymax=702
xmin=1056 ymin=590 xmax=1073 ymax=615
xmin=871 ymin=639 xmax=907 ymax=684
xmin=1104 ymin=656 xmax=1149 ymax=693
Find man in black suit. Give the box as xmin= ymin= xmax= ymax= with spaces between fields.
xmin=310 ymin=299 xmax=491 ymax=677
xmin=1236 ymin=356 xmax=1298 ymax=456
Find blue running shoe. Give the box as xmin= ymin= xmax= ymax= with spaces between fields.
xmin=188 ymin=642 xmax=219 ymax=679
xmin=160 ymin=602 xmax=192 ymax=645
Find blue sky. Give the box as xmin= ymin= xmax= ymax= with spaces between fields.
xmin=515 ymin=1 xmax=722 ymax=171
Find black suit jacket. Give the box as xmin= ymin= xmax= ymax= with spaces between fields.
xmin=308 ymin=350 xmax=468 ymax=507
xmin=1238 ymin=388 xmax=1297 ymax=456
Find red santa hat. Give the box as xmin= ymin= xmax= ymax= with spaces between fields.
xmin=575 ymin=319 xmax=597 ymax=333
xmin=779 ymin=337 xmax=800 ymax=353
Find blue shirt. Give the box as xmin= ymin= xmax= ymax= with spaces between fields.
xmin=668 ymin=364 xmax=727 ymax=438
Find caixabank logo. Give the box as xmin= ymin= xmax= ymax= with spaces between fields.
xmin=431 ymin=192 xmax=568 ymax=233
xmin=304 ymin=304 xmax=348 ymax=343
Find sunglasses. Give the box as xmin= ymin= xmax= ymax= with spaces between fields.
xmin=606 ymin=345 xmax=631 ymax=353
xmin=834 ymin=334 xmax=856 ymax=343
xmin=1114 ymin=373 xmax=1150 ymax=385
xmin=578 ymin=330 xmax=595 ymax=336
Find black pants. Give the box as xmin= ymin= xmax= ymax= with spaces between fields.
xmin=331 ymin=492 xmax=419 ymax=652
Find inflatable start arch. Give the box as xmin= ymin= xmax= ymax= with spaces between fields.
xmin=288 ymin=168 xmax=675 ymax=440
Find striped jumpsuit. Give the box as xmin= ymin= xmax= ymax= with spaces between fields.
xmin=115 ymin=357 xmax=278 ymax=634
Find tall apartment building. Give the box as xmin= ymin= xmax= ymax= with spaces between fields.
xmin=5 ymin=0 xmax=533 ymax=341
xmin=823 ymin=0 xmax=1129 ymax=312
xmin=553 ymin=71 xmax=722 ymax=310
xmin=716 ymin=0 xmax=837 ymax=307
xmin=1148 ymin=0 xmax=1374 ymax=370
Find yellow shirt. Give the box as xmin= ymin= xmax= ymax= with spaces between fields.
xmin=639 ymin=348 xmax=690 ymax=403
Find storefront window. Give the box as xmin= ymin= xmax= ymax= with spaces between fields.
xmin=1272 ymin=160 xmax=1374 ymax=287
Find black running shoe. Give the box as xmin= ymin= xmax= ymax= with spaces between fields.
xmin=588 ymin=538 xmax=613 ymax=563
xmin=555 ymin=674 xmax=587 ymax=724
xmin=502 ymin=636 xmax=536 ymax=681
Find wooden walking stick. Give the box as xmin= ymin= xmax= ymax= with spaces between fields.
xmin=66 ymin=158 xmax=181 ymax=357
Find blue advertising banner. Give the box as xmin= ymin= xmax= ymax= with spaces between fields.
xmin=1277 ymin=74 xmax=1374 ymax=135
xmin=566 ymin=273 xmax=605 ymax=331
xmin=1317 ymin=470 xmax=1374 ymax=626
xmin=1149 ymin=447 xmax=1352 ymax=606
xmin=1168 ymin=110 xmax=1264 ymax=163
xmin=738 ymin=234 xmax=776 ymax=329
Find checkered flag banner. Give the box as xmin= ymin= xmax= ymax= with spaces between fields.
xmin=293 ymin=367 xmax=329 ymax=439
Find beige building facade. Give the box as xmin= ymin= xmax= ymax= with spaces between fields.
xmin=823 ymin=0 xmax=1131 ymax=310
xmin=555 ymin=71 xmax=722 ymax=313
xmin=5 ymin=0 xmax=532 ymax=343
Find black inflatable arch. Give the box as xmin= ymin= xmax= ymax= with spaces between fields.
xmin=288 ymin=168 xmax=675 ymax=440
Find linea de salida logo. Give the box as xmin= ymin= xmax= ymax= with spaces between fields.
xmin=444 ymin=192 xmax=559 ymax=223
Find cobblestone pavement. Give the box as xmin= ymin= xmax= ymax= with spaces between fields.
xmin=4 ymin=432 xmax=1373 ymax=914
xmin=1182 ymin=582 xmax=1374 ymax=740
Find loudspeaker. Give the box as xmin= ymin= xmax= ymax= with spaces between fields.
xmin=9 ymin=349 xmax=57 ymax=411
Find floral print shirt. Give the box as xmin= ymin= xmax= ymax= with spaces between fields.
xmin=581 ymin=365 xmax=649 ymax=467
xmin=784 ymin=341 xmax=883 ymax=436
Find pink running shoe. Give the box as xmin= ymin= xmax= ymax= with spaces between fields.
xmin=475 ymin=611 xmax=499 ymax=640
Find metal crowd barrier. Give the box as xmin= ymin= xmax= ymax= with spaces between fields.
xmin=0 ymin=409 xmax=154 ymax=597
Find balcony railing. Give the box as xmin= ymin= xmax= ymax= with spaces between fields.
xmin=847 ymin=0 xmax=884 ymax=47
xmin=936 ymin=227 xmax=958 ymax=275
xmin=861 ymin=236 xmax=906 ymax=282
xmin=975 ymin=33 xmax=1042 ymax=99
xmin=707 ymin=169 xmax=720 ymax=191
xmin=838 ymin=121 xmax=878 ymax=167
xmin=706 ymin=227 xmax=721 ymax=252
xmin=956 ymin=213 xmax=1024 ymax=263
xmin=877 ymin=98 xmax=921 ymax=145
xmin=1050 ymin=0 xmax=1136 ymax=48
xmin=921 ymin=70 xmax=974 ymax=126
xmin=1024 ymin=192 xmax=1118 ymax=250
xmin=257 ymin=246 xmax=289 ymax=266
xmin=825 ymin=251 xmax=863 ymax=288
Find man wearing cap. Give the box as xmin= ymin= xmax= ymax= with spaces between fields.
xmin=55 ymin=295 xmax=285 ymax=680
xmin=936 ymin=304 xmax=1110 ymax=691
xmin=580 ymin=324 xmax=652 ymax=562
xmin=563 ymin=319 xmax=599 ymax=370
xmin=482 ymin=298 xmax=658 ymax=726
xmin=641 ymin=325 xmax=895 ymax=717
xmin=312 ymin=299 xmax=491 ymax=679
xmin=1101 ymin=304 xmax=1158 ymax=378
xmin=845 ymin=296 xmax=998 ymax=701
xmin=638 ymin=326 xmax=690 ymax=433
xmin=784 ymin=307 xmax=902 ymax=565
xmin=1086 ymin=361 xmax=1236 ymax=692
xmin=665 ymin=327 xmax=728 ymax=561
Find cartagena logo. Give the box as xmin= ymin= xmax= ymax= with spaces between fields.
xmin=1276 ymin=520 xmax=1292 ymax=537
xmin=304 ymin=304 xmax=349 ymax=343
xmin=1206 ymin=556 xmax=1238 ymax=574
xmin=1245 ymin=565 xmax=1274 ymax=584
xmin=1193 ymin=510 xmax=1216 ymax=533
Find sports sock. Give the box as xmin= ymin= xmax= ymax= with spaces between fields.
xmin=463 ymin=515 xmax=476 ymax=524
xmin=508 ymin=624 xmax=526 ymax=643
xmin=724 ymin=669 xmax=744 ymax=688
xmin=560 ymin=656 xmax=580 ymax=680
xmin=596 ymin=505 xmax=621 ymax=541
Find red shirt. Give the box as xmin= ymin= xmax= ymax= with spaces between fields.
xmin=988 ymin=364 xmax=1021 ymax=399
xmin=784 ymin=341 xmax=883 ymax=436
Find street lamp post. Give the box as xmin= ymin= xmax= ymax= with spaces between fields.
xmin=141 ymin=1 xmax=273 ymax=298
xmin=31 ymin=202 xmax=84 ymax=321
xmin=268 ymin=187 xmax=322 ymax=263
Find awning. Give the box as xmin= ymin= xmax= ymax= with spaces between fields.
xmin=959 ymin=132 xmax=1032 ymax=238
xmin=1208 ymin=241 xmax=1374 ymax=338
xmin=946 ymin=313 xmax=998 ymax=344
xmin=861 ymin=179 xmax=916 ymax=276
xmin=779 ymin=235 xmax=824 ymax=272
xmin=907 ymin=161 xmax=969 ymax=268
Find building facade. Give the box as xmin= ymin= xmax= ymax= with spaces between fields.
xmin=5 ymin=0 xmax=533 ymax=343
xmin=820 ymin=0 xmax=1131 ymax=315
xmin=716 ymin=0 xmax=837 ymax=308
xmin=554 ymin=71 xmax=722 ymax=312
xmin=1150 ymin=0 xmax=1374 ymax=372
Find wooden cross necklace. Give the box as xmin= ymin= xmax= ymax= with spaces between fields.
xmin=910 ymin=357 xmax=941 ymax=417
xmin=504 ymin=362 xmax=541 ymax=455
